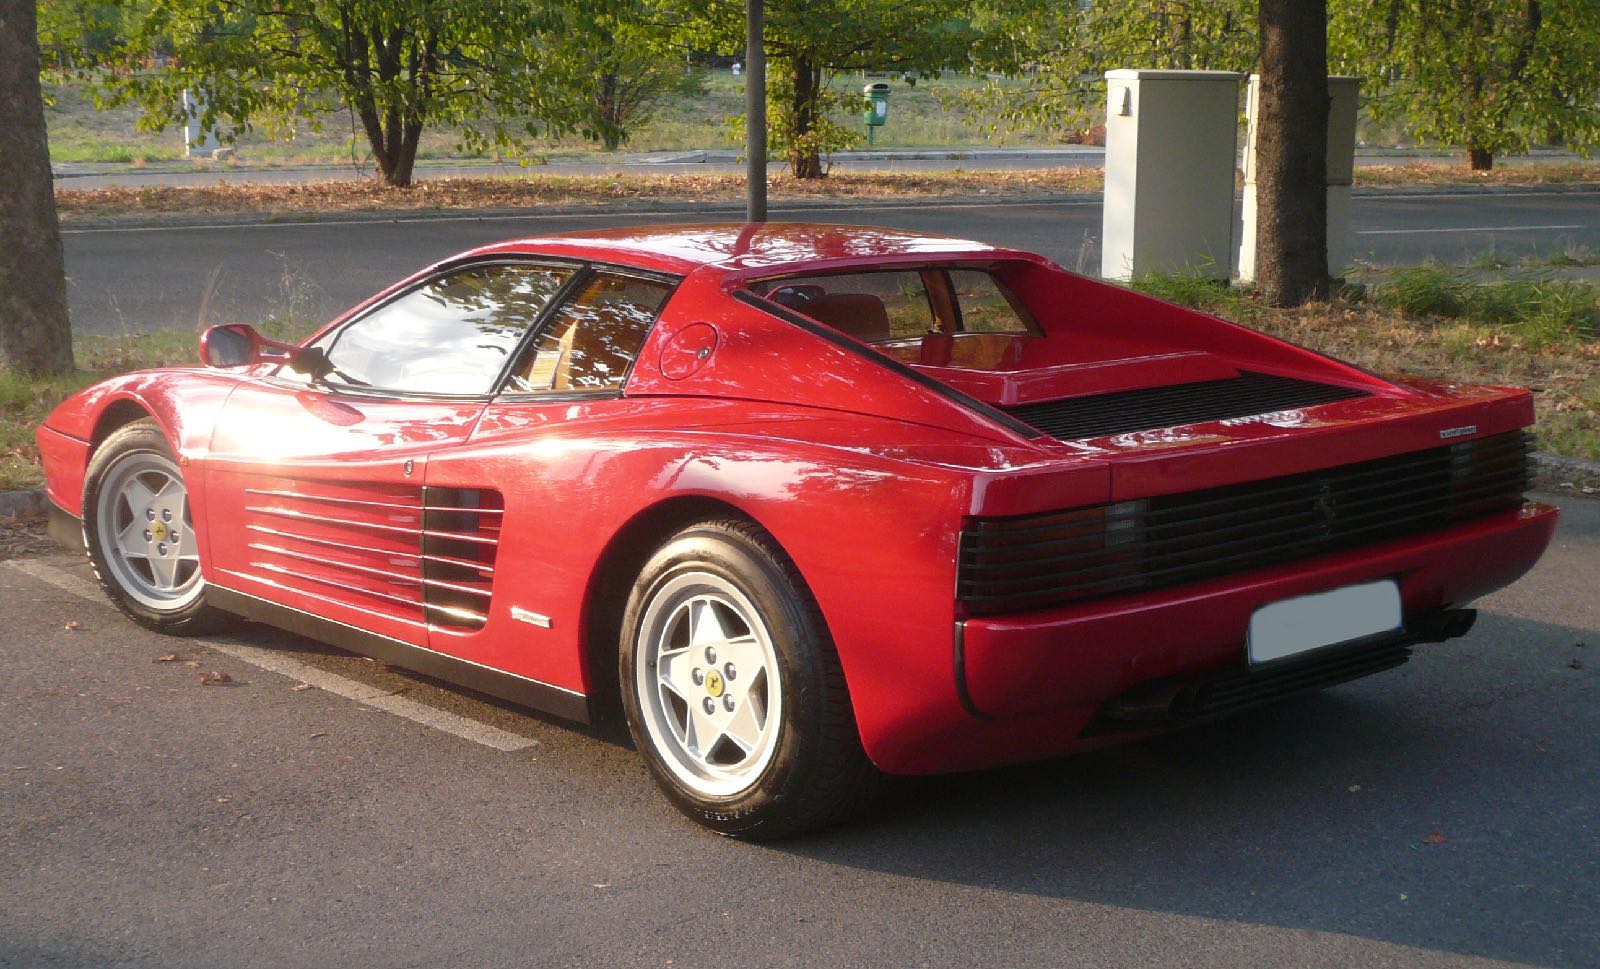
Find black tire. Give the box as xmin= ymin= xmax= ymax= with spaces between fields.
xmin=82 ymin=418 xmax=233 ymax=636
xmin=619 ymin=519 xmax=881 ymax=839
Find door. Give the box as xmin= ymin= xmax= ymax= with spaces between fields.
xmin=203 ymin=261 xmax=576 ymax=646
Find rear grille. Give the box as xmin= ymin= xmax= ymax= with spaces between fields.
xmin=1004 ymin=371 xmax=1368 ymax=441
xmin=958 ymin=430 xmax=1531 ymax=616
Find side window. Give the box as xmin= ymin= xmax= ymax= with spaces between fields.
xmin=504 ymin=272 xmax=672 ymax=394
xmin=949 ymin=270 xmax=1035 ymax=335
xmin=764 ymin=271 xmax=934 ymax=342
xmin=307 ymin=264 xmax=572 ymax=395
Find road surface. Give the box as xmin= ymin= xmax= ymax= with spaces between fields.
xmin=61 ymin=190 xmax=1600 ymax=335
xmin=1 ymin=492 xmax=1595 ymax=967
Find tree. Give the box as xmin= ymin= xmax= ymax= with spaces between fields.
xmin=1 ymin=0 xmax=76 ymax=376
xmin=1255 ymin=0 xmax=1330 ymax=305
xmin=558 ymin=5 xmax=689 ymax=152
xmin=675 ymin=0 xmax=977 ymax=177
xmin=962 ymin=0 xmax=1257 ymax=140
xmin=1331 ymin=0 xmax=1600 ymax=170
xmin=103 ymin=0 xmax=585 ymax=187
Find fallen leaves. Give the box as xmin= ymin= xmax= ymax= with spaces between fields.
xmin=198 ymin=671 xmax=233 ymax=686
xmin=155 ymin=653 xmax=180 ymax=663
xmin=62 ymin=620 xmax=81 ymax=631
xmin=1424 ymin=831 xmax=1447 ymax=845
xmin=291 ymin=682 xmax=313 ymax=692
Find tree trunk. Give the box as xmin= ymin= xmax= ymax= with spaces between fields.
xmin=1468 ymin=146 xmax=1494 ymax=170
xmin=598 ymin=72 xmax=622 ymax=151
xmin=356 ymin=101 xmax=420 ymax=188
xmin=0 ymin=0 xmax=75 ymax=375
xmin=1255 ymin=0 xmax=1330 ymax=307
xmin=789 ymin=56 xmax=824 ymax=179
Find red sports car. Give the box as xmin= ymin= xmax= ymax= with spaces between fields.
xmin=38 ymin=223 xmax=1556 ymax=838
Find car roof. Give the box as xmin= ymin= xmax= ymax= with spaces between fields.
xmin=461 ymin=222 xmax=1029 ymax=277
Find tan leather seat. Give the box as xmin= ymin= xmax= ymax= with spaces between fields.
xmin=801 ymin=293 xmax=891 ymax=342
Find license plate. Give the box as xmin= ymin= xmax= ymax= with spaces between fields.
xmin=1247 ymin=579 xmax=1402 ymax=665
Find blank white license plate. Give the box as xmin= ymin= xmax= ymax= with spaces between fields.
xmin=1247 ymin=579 xmax=1402 ymax=665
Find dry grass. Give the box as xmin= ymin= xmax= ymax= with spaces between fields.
xmin=55 ymin=169 xmax=1108 ymax=223
xmin=1352 ymin=162 xmax=1600 ymax=188
xmin=54 ymin=162 xmax=1600 ymax=223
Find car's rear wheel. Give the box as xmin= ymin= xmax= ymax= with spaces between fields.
xmin=83 ymin=419 xmax=231 ymax=635
xmin=620 ymin=519 xmax=880 ymax=839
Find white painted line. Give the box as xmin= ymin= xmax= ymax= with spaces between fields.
xmin=5 ymin=557 xmax=104 ymax=601
xmin=1356 ymin=223 xmax=1585 ymax=236
xmin=2 ymin=558 xmax=538 ymax=753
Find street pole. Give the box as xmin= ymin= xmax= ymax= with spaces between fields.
xmin=745 ymin=0 xmax=767 ymax=223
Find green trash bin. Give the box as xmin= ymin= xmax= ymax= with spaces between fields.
xmin=863 ymin=82 xmax=890 ymax=144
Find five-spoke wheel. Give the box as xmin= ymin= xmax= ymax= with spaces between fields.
xmin=83 ymin=419 xmax=230 ymax=634
xmin=635 ymin=574 xmax=782 ymax=797
xmin=620 ymin=519 xmax=881 ymax=839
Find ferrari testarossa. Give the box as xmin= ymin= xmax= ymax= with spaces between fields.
xmin=38 ymin=223 xmax=1557 ymax=838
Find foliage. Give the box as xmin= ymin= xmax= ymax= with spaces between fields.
xmin=669 ymin=0 xmax=979 ymax=176
xmin=960 ymin=0 xmax=1256 ymax=140
xmin=1330 ymin=0 xmax=1600 ymax=169
xmin=556 ymin=3 xmax=692 ymax=152
xmin=36 ymin=0 xmax=132 ymax=70
xmin=94 ymin=0 xmax=591 ymax=186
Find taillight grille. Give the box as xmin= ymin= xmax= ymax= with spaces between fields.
xmin=958 ymin=431 xmax=1532 ymax=616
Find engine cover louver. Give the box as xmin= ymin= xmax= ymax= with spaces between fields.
xmin=1004 ymin=371 xmax=1369 ymax=441
xmin=242 ymin=482 xmax=501 ymax=630
xmin=958 ymin=431 xmax=1532 ymax=616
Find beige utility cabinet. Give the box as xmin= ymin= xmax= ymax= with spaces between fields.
xmin=1100 ymin=69 xmax=1245 ymax=281
xmin=1237 ymin=75 xmax=1361 ymax=282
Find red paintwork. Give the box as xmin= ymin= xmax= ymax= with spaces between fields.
xmin=38 ymin=223 xmax=1557 ymax=776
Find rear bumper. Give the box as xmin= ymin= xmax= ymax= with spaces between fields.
xmin=957 ymin=501 xmax=1558 ymax=722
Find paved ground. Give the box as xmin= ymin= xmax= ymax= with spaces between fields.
xmin=60 ymin=190 xmax=1600 ymax=335
xmin=2 ymin=493 xmax=1596 ymax=968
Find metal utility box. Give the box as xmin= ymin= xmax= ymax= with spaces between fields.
xmin=1237 ymin=75 xmax=1361 ymax=282
xmin=1100 ymin=69 xmax=1244 ymax=282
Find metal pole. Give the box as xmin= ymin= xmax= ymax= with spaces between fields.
xmin=744 ymin=0 xmax=767 ymax=222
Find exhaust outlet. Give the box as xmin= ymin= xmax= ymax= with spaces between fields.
xmin=1412 ymin=608 xmax=1477 ymax=643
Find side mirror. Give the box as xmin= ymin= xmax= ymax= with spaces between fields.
xmin=199 ymin=324 xmax=262 ymax=368
xmin=199 ymin=323 xmax=306 ymax=369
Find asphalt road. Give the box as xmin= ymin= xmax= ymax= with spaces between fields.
xmin=2 ymin=493 xmax=1596 ymax=968
xmin=61 ymin=190 xmax=1600 ymax=335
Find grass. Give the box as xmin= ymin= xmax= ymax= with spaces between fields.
xmin=44 ymin=73 xmax=1044 ymax=168
xmin=1130 ymin=270 xmax=1600 ymax=463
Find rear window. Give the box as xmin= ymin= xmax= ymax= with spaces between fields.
xmin=754 ymin=268 xmax=1036 ymax=344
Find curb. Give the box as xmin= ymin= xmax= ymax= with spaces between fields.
xmin=1532 ymin=453 xmax=1600 ymax=496
xmin=3 ymin=452 xmax=1595 ymax=522
xmin=0 ymin=490 xmax=47 ymax=520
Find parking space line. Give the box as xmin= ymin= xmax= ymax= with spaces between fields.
xmin=3 ymin=558 xmax=538 ymax=753
xmin=1355 ymin=223 xmax=1585 ymax=235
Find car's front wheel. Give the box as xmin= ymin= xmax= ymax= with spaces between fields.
xmin=620 ymin=519 xmax=880 ymax=839
xmin=82 ymin=418 xmax=232 ymax=635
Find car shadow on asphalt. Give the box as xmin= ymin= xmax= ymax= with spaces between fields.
xmin=778 ymin=611 xmax=1596 ymax=967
